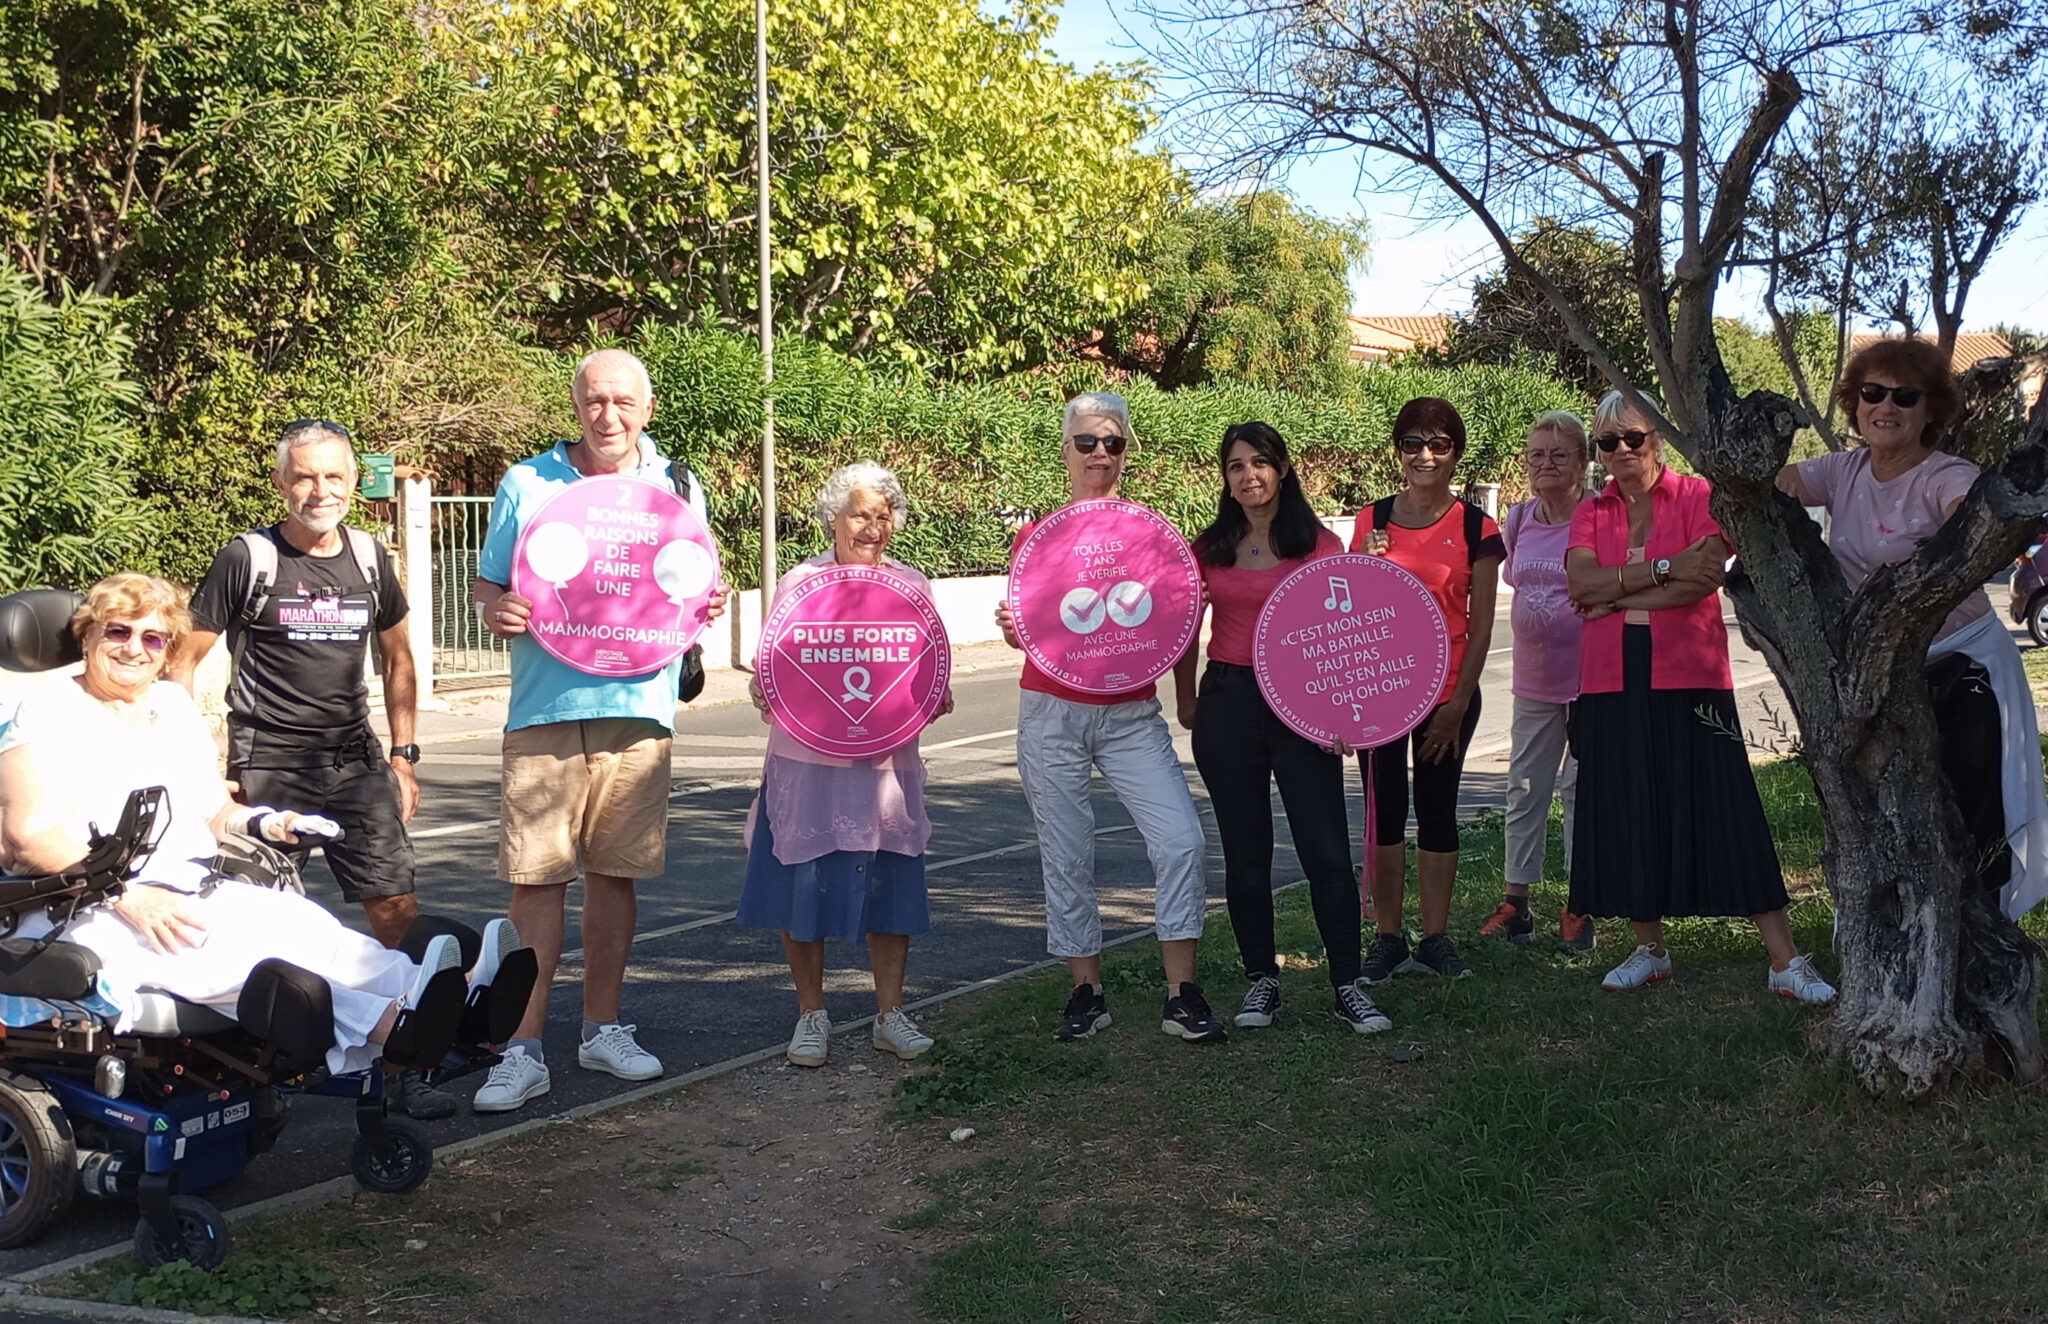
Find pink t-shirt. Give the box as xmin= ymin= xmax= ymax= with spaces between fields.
xmin=1795 ymin=448 xmax=1991 ymax=642
xmin=1502 ymin=499 xmax=1584 ymax=704
xmin=1198 ymin=527 xmax=1344 ymax=665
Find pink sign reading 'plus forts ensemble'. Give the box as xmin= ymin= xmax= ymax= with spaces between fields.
xmin=757 ymin=564 xmax=952 ymax=760
xmin=1253 ymin=553 xmax=1451 ymax=748
xmin=511 ymin=477 xmax=721 ymax=677
xmin=1007 ymin=499 xmax=1203 ymax=694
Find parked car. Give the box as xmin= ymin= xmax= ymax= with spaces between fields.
xmin=2010 ymin=539 xmax=2048 ymax=646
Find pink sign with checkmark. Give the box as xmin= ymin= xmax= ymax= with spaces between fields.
xmin=1006 ymin=499 xmax=1202 ymax=694
xmin=757 ymin=564 xmax=952 ymax=760
xmin=1253 ymin=553 xmax=1450 ymax=747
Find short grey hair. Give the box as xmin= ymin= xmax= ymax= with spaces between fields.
xmin=1528 ymin=409 xmax=1590 ymax=461
xmin=572 ymin=349 xmax=653 ymax=402
xmin=1062 ymin=392 xmax=1134 ymax=446
xmin=274 ymin=423 xmax=355 ymax=476
xmin=815 ymin=462 xmax=908 ymax=531
xmin=1593 ymin=389 xmax=1662 ymax=440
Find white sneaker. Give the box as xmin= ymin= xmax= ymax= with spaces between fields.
xmin=405 ymin=934 xmax=461 ymax=1009
xmin=1601 ymin=944 xmax=1673 ymax=991
xmin=1768 ymin=954 xmax=1837 ymax=1005
xmin=872 ymin=1009 xmax=934 ymax=1060
xmin=787 ymin=1009 xmax=831 ymax=1067
xmin=470 ymin=918 xmax=520 ymax=989
xmin=578 ymin=1023 xmax=663 ymax=1081
xmin=472 ymin=1045 xmax=551 ymax=1113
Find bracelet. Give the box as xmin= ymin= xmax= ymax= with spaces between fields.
xmin=1616 ymin=565 xmax=1626 ymax=593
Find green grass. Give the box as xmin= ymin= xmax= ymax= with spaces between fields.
xmin=897 ymin=758 xmax=2048 ymax=1324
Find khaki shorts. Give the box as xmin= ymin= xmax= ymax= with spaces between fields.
xmin=499 ymin=718 xmax=673 ymax=885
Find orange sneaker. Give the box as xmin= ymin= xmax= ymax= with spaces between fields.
xmin=1478 ymin=900 xmax=1533 ymax=943
xmin=1557 ymin=906 xmax=1595 ymax=952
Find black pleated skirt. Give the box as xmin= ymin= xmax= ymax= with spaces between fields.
xmin=1568 ymin=626 xmax=1788 ymax=921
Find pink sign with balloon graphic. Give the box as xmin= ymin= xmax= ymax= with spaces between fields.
xmin=511 ymin=478 xmax=721 ymax=677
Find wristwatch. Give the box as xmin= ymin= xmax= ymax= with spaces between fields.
xmin=390 ymin=744 xmax=422 ymax=764
xmin=1652 ymin=557 xmax=1673 ymax=587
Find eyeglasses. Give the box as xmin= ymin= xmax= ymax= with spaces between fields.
xmin=1593 ymin=430 xmax=1652 ymax=453
xmin=101 ymin=622 xmax=171 ymax=653
xmin=1397 ymin=434 xmax=1455 ymax=456
xmin=1070 ymin=434 xmax=1128 ymax=455
xmin=280 ymin=417 xmax=353 ymax=440
xmin=1857 ymin=382 xmax=1925 ymax=408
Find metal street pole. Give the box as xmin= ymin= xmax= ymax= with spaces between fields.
xmin=755 ymin=0 xmax=776 ymax=628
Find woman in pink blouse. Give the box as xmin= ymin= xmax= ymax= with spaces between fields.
xmin=1173 ymin=422 xmax=1390 ymax=1035
xmin=740 ymin=462 xmax=955 ymax=1068
xmin=1565 ymin=390 xmax=1834 ymax=1003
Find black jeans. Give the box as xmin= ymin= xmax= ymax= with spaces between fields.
xmin=1191 ymin=662 xmax=1360 ymax=987
xmin=1361 ymin=694 xmax=1483 ymax=853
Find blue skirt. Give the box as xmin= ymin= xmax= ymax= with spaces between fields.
xmin=736 ymin=802 xmax=931 ymax=942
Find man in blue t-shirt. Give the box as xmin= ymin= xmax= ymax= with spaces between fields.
xmin=469 ymin=348 xmax=729 ymax=1113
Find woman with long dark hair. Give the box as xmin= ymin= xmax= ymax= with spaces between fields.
xmin=1174 ymin=422 xmax=1390 ymax=1033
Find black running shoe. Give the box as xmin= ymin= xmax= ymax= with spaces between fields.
xmin=1359 ymin=932 xmax=1410 ymax=986
xmin=1055 ymin=983 xmax=1111 ymax=1041
xmin=1162 ymin=982 xmax=1228 ymax=1043
xmin=1334 ymin=982 xmax=1393 ymax=1034
xmin=1235 ymin=975 xmax=1281 ymax=1028
xmin=1405 ymin=933 xmax=1475 ymax=980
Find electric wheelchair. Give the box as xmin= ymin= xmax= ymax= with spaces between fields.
xmin=0 ymin=588 xmax=539 ymax=1268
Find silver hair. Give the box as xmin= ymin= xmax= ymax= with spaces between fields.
xmin=273 ymin=424 xmax=356 ymax=476
xmin=815 ymin=461 xmax=908 ymax=531
xmin=1062 ymin=392 xmax=1134 ymax=445
xmin=1593 ymin=389 xmax=1661 ymax=441
xmin=572 ymin=349 xmax=653 ymax=402
xmin=1527 ymin=409 xmax=1591 ymax=461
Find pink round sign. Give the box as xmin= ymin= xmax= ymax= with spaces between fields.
xmin=511 ymin=477 xmax=720 ymax=677
xmin=757 ymin=564 xmax=952 ymax=760
xmin=1253 ymin=553 xmax=1451 ymax=747
xmin=1007 ymin=499 xmax=1202 ymax=695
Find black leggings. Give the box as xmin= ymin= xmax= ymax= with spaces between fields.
xmin=1360 ymin=695 xmax=1483 ymax=853
xmin=1191 ymin=663 xmax=1360 ymax=987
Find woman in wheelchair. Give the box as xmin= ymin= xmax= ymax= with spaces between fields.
xmin=0 ymin=574 xmax=518 ymax=1076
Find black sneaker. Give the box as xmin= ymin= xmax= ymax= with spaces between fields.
xmin=1055 ymin=983 xmax=1111 ymax=1041
xmin=1478 ymin=901 xmax=1534 ymax=943
xmin=1359 ymin=932 xmax=1410 ymax=985
xmin=1404 ymin=933 xmax=1474 ymax=980
xmin=1334 ymin=982 xmax=1393 ymax=1034
xmin=1235 ymin=975 xmax=1281 ymax=1028
xmin=1161 ymin=982 xmax=1228 ymax=1043
xmin=390 ymin=1068 xmax=458 ymax=1121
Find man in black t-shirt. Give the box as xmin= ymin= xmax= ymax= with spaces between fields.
xmin=181 ymin=422 xmax=423 ymax=948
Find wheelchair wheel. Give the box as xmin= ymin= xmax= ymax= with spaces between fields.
xmin=350 ymin=1119 xmax=433 ymax=1194
xmin=0 ymin=1070 xmax=78 ymax=1249
xmin=133 ymin=1194 xmax=228 ymax=1270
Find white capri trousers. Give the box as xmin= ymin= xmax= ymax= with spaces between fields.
xmin=1504 ymin=695 xmax=1577 ymax=886
xmin=1016 ymin=690 xmax=1207 ymax=958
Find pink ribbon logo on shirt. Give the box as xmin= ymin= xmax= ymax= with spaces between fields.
xmin=1252 ymin=553 xmax=1450 ymax=746
xmin=757 ymin=565 xmax=952 ymax=760
xmin=1007 ymin=500 xmax=1202 ymax=694
xmin=512 ymin=478 xmax=720 ymax=676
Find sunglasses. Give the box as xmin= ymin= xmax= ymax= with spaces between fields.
xmin=280 ymin=417 xmax=353 ymax=440
xmin=1070 ymin=434 xmax=1128 ymax=455
xmin=1594 ymin=430 xmax=1652 ymax=453
xmin=1397 ymin=434 xmax=1455 ymax=456
xmin=1857 ymin=382 xmax=1924 ymax=408
xmin=101 ymin=622 xmax=171 ymax=654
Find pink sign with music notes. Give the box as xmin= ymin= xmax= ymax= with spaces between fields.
xmin=1252 ymin=553 xmax=1450 ymax=747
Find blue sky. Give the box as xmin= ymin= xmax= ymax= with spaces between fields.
xmin=1042 ymin=0 xmax=2047 ymax=333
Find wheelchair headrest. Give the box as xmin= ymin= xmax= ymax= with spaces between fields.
xmin=0 ymin=589 xmax=85 ymax=673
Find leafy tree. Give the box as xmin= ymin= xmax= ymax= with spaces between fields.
xmin=1090 ymin=191 xmax=1369 ymax=390
xmin=1437 ymin=223 xmax=1653 ymax=398
xmin=479 ymin=0 xmax=1181 ymax=373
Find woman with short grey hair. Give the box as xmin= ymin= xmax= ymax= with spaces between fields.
xmin=738 ymin=461 xmax=953 ymax=1067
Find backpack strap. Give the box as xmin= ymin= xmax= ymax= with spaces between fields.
xmin=1463 ymin=499 xmax=1485 ymax=563
xmin=235 ymin=528 xmax=279 ymax=629
xmin=342 ymin=527 xmax=382 ymax=601
xmin=1370 ymin=495 xmax=1397 ymax=533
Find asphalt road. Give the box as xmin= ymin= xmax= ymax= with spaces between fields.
xmin=0 ymin=598 xmax=1803 ymax=1272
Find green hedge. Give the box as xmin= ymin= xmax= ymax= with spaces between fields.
xmin=635 ymin=328 xmax=1587 ymax=587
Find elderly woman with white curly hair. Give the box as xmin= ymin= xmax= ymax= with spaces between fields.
xmin=738 ymin=462 xmax=954 ymax=1068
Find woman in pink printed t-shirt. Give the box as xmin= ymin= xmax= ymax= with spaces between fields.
xmin=1478 ymin=410 xmax=1595 ymax=952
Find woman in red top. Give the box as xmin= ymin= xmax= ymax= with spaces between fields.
xmin=1350 ymin=398 xmax=1504 ymax=984
xmin=1174 ymin=422 xmax=1391 ymax=1035
xmin=1565 ymin=389 xmax=1832 ymax=1003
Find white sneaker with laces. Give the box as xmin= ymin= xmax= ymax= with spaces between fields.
xmin=872 ymin=1009 xmax=934 ymax=1060
xmin=787 ymin=1009 xmax=831 ymax=1067
xmin=578 ymin=1023 xmax=663 ymax=1080
xmin=1601 ymin=944 xmax=1673 ymax=991
xmin=405 ymin=934 xmax=461 ymax=1009
xmin=471 ymin=918 xmax=520 ymax=989
xmin=472 ymin=1045 xmax=551 ymax=1113
xmin=1768 ymin=954 xmax=1837 ymax=1005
